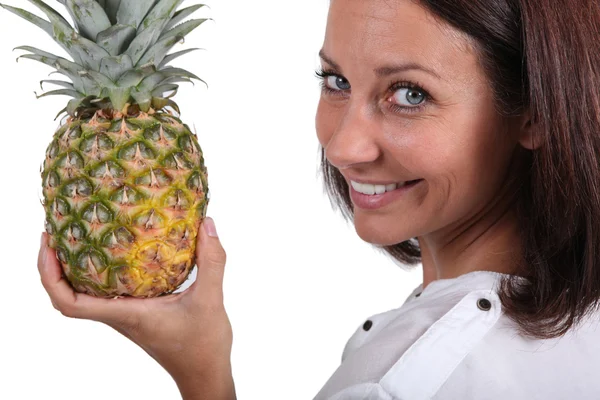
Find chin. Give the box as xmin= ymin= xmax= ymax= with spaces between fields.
xmin=354 ymin=216 xmax=411 ymax=246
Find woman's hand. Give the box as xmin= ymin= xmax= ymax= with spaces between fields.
xmin=37 ymin=217 xmax=236 ymax=400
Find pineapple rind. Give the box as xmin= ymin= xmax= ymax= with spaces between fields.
xmin=42 ymin=110 xmax=209 ymax=298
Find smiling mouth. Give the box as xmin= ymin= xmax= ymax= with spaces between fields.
xmin=350 ymin=179 xmax=423 ymax=195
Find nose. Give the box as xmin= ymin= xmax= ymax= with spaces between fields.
xmin=324 ymin=101 xmax=382 ymax=170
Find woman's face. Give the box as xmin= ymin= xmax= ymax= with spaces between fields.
xmin=316 ymin=0 xmax=527 ymax=246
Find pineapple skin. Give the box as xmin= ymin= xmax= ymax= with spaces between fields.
xmin=42 ymin=109 xmax=209 ymax=298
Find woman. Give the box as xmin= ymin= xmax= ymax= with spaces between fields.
xmin=38 ymin=0 xmax=600 ymax=398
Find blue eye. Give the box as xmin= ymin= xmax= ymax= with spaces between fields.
xmin=325 ymin=75 xmax=351 ymax=91
xmin=392 ymin=88 xmax=426 ymax=106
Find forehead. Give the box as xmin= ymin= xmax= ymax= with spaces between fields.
xmin=324 ymin=0 xmax=476 ymax=75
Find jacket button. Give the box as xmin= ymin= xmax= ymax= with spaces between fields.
xmin=477 ymin=298 xmax=492 ymax=311
xmin=363 ymin=320 xmax=373 ymax=331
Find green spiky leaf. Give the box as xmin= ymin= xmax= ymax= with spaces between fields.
xmin=151 ymin=83 xmax=178 ymax=97
xmin=137 ymin=72 xmax=166 ymax=92
xmin=107 ymin=87 xmax=131 ymax=111
xmin=151 ymin=96 xmax=169 ymax=110
xmin=131 ymin=87 xmax=152 ymax=112
xmin=116 ymin=0 xmax=155 ymax=28
xmin=160 ymin=67 xmax=206 ymax=87
xmin=35 ymin=88 xmax=83 ymax=99
xmin=166 ymin=4 xmax=207 ymax=30
xmin=27 ymin=0 xmax=111 ymax=70
xmin=40 ymin=80 xmax=75 ymax=90
xmin=158 ymin=48 xmax=202 ymax=68
xmin=124 ymin=17 xmax=168 ymax=65
xmin=81 ymin=70 xmax=115 ymax=88
xmin=160 ymin=18 xmax=208 ymax=41
xmin=96 ymin=24 xmax=136 ymax=56
xmin=138 ymin=0 xmax=184 ymax=34
xmin=138 ymin=19 xmax=206 ymax=66
xmin=14 ymin=46 xmax=60 ymax=64
xmin=99 ymin=54 xmax=133 ymax=81
xmin=64 ymin=0 xmax=111 ymax=41
xmin=103 ymin=0 xmax=122 ymax=24
xmin=0 ymin=4 xmax=52 ymax=36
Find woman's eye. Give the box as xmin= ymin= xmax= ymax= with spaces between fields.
xmin=392 ymin=88 xmax=426 ymax=106
xmin=325 ymin=75 xmax=351 ymax=91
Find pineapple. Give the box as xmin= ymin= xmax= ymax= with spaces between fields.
xmin=2 ymin=0 xmax=210 ymax=297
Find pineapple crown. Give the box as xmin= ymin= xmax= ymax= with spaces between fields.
xmin=1 ymin=0 xmax=209 ymax=117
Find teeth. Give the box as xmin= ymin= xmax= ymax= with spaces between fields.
xmin=351 ymin=181 xmax=402 ymax=195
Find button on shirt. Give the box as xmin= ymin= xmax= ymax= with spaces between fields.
xmin=313 ymin=270 xmax=600 ymax=400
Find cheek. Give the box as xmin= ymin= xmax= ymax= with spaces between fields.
xmin=423 ymin=117 xmax=515 ymax=215
xmin=315 ymin=99 xmax=340 ymax=147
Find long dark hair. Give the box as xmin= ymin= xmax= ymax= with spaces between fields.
xmin=320 ymin=0 xmax=600 ymax=339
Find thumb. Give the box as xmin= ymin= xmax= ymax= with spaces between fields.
xmin=192 ymin=217 xmax=227 ymax=300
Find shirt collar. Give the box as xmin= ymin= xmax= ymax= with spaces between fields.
xmin=415 ymin=270 xmax=528 ymax=299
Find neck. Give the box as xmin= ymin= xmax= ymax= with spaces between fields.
xmin=417 ymin=186 xmax=526 ymax=291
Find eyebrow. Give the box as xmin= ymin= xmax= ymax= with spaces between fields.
xmin=318 ymin=49 xmax=442 ymax=80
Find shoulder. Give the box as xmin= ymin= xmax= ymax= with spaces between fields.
xmin=316 ymin=283 xmax=600 ymax=400
xmin=434 ymin=308 xmax=600 ymax=399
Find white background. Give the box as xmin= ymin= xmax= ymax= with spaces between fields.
xmin=0 ymin=1 xmax=422 ymax=399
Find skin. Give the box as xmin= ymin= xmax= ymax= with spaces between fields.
xmin=38 ymin=219 xmax=236 ymax=400
xmin=37 ymin=0 xmax=539 ymax=398
xmin=316 ymin=0 xmax=537 ymax=289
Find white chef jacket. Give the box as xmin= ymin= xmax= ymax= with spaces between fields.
xmin=313 ymin=270 xmax=600 ymax=400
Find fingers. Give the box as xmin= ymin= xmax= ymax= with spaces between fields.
xmin=38 ymin=233 xmax=145 ymax=330
xmin=191 ymin=217 xmax=227 ymax=302
xmin=38 ymin=233 xmax=78 ymax=314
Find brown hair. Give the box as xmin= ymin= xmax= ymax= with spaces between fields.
xmin=320 ymin=0 xmax=600 ymax=339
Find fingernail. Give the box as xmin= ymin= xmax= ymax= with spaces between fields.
xmin=204 ymin=217 xmax=218 ymax=237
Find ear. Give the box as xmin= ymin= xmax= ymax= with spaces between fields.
xmin=516 ymin=110 xmax=542 ymax=150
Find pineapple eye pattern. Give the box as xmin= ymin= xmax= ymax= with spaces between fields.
xmin=46 ymin=140 xmax=60 ymax=159
xmin=144 ymin=124 xmax=177 ymax=142
xmin=167 ymin=220 xmax=192 ymax=243
xmin=44 ymin=170 xmax=61 ymax=188
xmin=163 ymin=188 xmax=191 ymax=209
xmin=133 ymin=208 xmax=166 ymax=230
xmin=81 ymin=202 xmax=114 ymax=224
xmin=187 ymin=171 xmax=205 ymax=192
xmin=59 ymin=125 xmax=83 ymax=146
xmin=118 ymin=141 xmax=157 ymax=161
xmin=57 ymin=152 xmax=85 ymax=169
xmin=56 ymin=246 xmax=70 ymax=264
xmin=110 ymin=185 xmax=145 ymax=206
xmin=135 ymin=168 xmax=173 ymax=188
xmin=101 ymin=226 xmax=135 ymax=249
xmin=89 ymin=160 xmax=126 ymax=179
xmin=45 ymin=218 xmax=56 ymax=235
xmin=52 ymin=197 xmax=71 ymax=216
xmin=61 ymin=220 xmax=87 ymax=241
xmin=42 ymin=114 xmax=209 ymax=297
xmin=162 ymin=151 xmax=193 ymax=170
xmin=75 ymin=247 xmax=110 ymax=276
xmin=61 ymin=178 xmax=93 ymax=198
xmin=79 ymin=133 xmax=114 ymax=153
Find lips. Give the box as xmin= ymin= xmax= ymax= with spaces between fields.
xmin=349 ymin=179 xmax=424 ymax=210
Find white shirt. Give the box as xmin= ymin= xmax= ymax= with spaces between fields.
xmin=313 ymin=270 xmax=600 ymax=400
